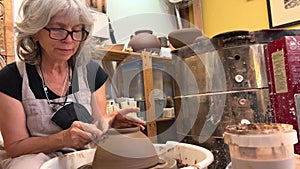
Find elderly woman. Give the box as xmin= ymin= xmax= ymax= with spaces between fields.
xmin=0 ymin=0 xmax=145 ymax=168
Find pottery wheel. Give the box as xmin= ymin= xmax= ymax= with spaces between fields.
xmin=77 ymin=157 xmax=177 ymax=169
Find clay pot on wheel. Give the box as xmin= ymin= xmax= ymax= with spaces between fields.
xmin=92 ymin=127 xmax=159 ymax=169
xmin=128 ymin=30 xmax=161 ymax=52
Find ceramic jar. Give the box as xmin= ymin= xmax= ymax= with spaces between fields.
xmin=92 ymin=127 xmax=159 ymax=169
xmin=128 ymin=30 xmax=161 ymax=52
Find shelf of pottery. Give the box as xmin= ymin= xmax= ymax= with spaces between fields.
xmin=0 ymin=0 xmax=15 ymax=70
xmin=96 ymin=49 xmax=176 ymax=143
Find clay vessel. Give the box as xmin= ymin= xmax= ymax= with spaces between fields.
xmin=128 ymin=30 xmax=161 ymax=52
xmin=92 ymin=127 xmax=159 ymax=169
xmin=168 ymin=28 xmax=202 ymax=48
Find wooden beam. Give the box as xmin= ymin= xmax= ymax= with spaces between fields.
xmin=192 ymin=0 xmax=203 ymax=30
xmin=141 ymin=52 xmax=157 ymax=143
xmin=3 ymin=0 xmax=15 ymax=63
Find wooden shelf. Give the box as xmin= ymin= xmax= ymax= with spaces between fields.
xmin=98 ymin=49 xmax=140 ymax=62
xmin=100 ymin=49 xmax=173 ymax=143
xmin=98 ymin=48 xmax=172 ymax=62
xmin=155 ymin=117 xmax=175 ymax=122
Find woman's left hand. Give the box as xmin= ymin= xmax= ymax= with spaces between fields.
xmin=106 ymin=107 xmax=146 ymax=130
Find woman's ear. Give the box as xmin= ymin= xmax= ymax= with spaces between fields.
xmin=32 ymin=31 xmax=41 ymax=42
xmin=32 ymin=34 xmax=38 ymax=41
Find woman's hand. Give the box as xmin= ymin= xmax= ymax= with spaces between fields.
xmin=60 ymin=108 xmax=146 ymax=149
xmin=106 ymin=107 xmax=146 ymax=130
xmin=61 ymin=121 xmax=105 ymax=149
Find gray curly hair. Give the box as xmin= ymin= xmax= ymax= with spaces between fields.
xmin=15 ymin=0 xmax=94 ymax=66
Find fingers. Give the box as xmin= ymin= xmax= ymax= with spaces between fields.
xmin=100 ymin=121 xmax=109 ymax=134
xmin=63 ymin=123 xmax=92 ymax=148
xmin=70 ymin=122 xmax=93 ymax=140
xmin=117 ymin=107 xmax=140 ymax=115
xmin=116 ymin=107 xmax=145 ymax=125
xmin=77 ymin=121 xmax=105 ymax=141
xmin=128 ymin=122 xmax=145 ymax=130
xmin=112 ymin=122 xmax=144 ymax=130
xmin=107 ymin=107 xmax=146 ymax=130
xmin=123 ymin=114 xmax=146 ymax=125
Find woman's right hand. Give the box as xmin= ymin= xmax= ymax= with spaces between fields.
xmin=61 ymin=121 xmax=104 ymax=149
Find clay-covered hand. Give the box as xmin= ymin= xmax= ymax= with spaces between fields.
xmin=106 ymin=107 xmax=146 ymax=130
xmin=61 ymin=121 xmax=105 ymax=149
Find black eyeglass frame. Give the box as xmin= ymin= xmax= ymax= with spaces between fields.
xmin=43 ymin=27 xmax=89 ymax=42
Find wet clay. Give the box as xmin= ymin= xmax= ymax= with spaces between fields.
xmin=225 ymin=123 xmax=293 ymax=135
xmin=78 ymin=157 xmax=177 ymax=169
xmin=91 ymin=127 xmax=160 ymax=169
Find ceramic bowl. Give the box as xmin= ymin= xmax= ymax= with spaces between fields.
xmin=105 ymin=44 xmax=125 ymax=51
xmin=168 ymin=28 xmax=202 ymax=48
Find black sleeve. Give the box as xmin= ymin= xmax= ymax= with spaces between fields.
xmin=86 ymin=60 xmax=108 ymax=92
xmin=0 ymin=62 xmax=22 ymax=101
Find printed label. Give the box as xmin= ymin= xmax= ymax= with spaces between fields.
xmin=271 ymin=49 xmax=288 ymax=93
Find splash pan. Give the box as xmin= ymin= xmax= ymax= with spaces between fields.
xmin=41 ymin=142 xmax=214 ymax=169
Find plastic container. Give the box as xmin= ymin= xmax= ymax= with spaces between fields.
xmin=224 ymin=123 xmax=298 ymax=169
xmin=40 ymin=142 xmax=214 ymax=169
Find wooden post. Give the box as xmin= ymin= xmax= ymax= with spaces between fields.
xmin=192 ymin=0 xmax=203 ymax=30
xmin=3 ymin=0 xmax=15 ymax=64
xmin=141 ymin=51 xmax=157 ymax=143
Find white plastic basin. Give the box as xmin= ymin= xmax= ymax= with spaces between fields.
xmin=41 ymin=141 xmax=214 ymax=169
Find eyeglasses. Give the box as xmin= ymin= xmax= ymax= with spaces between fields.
xmin=43 ymin=27 xmax=89 ymax=42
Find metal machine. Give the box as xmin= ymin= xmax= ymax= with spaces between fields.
xmin=172 ymin=30 xmax=300 ymax=168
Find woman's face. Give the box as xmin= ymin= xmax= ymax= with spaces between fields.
xmin=34 ymin=11 xmax=83 ymax=63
